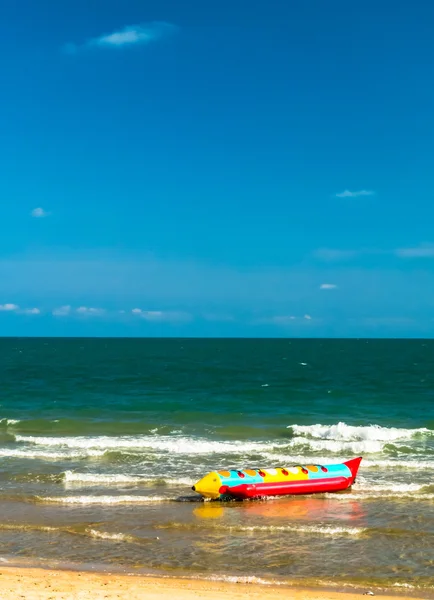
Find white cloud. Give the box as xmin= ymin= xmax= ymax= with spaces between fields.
xmin=395 ymin=245 xmax=434 ymax=258
xmin=0 ymin=303 xmax=19 ymax=311
xmin=143 ymin=310 xmax=191 ymax=322
xmin=0 ymin=305 xmax=41 ymax=315
xmin=76 ymin=306 xmax=105 ymax=316
xmin=65 ymin=22 xmax=177 ymax=53
xmin=320 ymin=283 xmax=337 ymax=290
xmin=31 ymin=207 xmax=49 ymax=218
xmin=22 ymin=308 xmax=41 ymax=315
xmin=52 ymin=305 xmax=71 ymax=316
xmin=131 ymin=309 xmax=191 ymax=322
xmin=304 ymin=314 xmax=312 ymax=320
xmin=5 ymin=250 xmax=434 ymax=336
xmin=335 ymin=190 xmax=375 ymax=198
xmin=315 ymin=245 xmax=434 ymax=262
xmin=141 ymin=310 xmax=164 ymax=321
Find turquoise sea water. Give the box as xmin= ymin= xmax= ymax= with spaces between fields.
xmin=0 ymin=338 xmax=433 ymax=593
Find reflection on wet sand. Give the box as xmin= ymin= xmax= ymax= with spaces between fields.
xmin=193 ymin=496 xmax=366 ymax=522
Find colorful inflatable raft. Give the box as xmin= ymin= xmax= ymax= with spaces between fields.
xmin=192 ymin=457 xmax=362 ymax=500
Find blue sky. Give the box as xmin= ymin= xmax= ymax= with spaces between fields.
xmin=1 ymin=0 xmax=433 ymax=337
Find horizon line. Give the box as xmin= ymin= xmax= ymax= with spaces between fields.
xmin=0 ymin=335 xmax=431 ymax=341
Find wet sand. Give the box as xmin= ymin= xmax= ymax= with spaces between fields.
xmin=0 ymin=568 xmax=419 ymax=600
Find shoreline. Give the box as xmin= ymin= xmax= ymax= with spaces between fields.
xmin=0 ymin=567 xmax=427 ymax=600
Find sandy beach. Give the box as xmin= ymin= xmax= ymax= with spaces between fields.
xmin=0 ymin=568 xmax=420 ymax=600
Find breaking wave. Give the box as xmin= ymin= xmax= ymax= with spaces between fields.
xmin=15 ymin=434 xmax=279 ymax=455
xmin=286 ymin=436 xmax=385 ymax=454
xmin=4 ymin=423 xmax=431 ymax=467
xmin=288 ymin=422 xmax=431 ymax=442
xmin=0 ymin=419 xmax=21 ymax=427
xmin=284 ymin=422 xmax=433 ymax=457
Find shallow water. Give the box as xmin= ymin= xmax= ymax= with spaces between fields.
xmin=0 ymin=338 xmax=433 ymax=592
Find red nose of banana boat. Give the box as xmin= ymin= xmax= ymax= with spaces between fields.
xmin=192 ymin=457 xmax=362 ymax=500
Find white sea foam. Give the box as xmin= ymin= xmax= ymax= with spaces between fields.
xmin=358 ymin=482 xmax=426 ymax=493
xmin=328 ymin=491 xmax=434 ymax=501
xmin=15 ymin=434 xmax=282 ymax=455
xmin=64 ymin=471 xmax=143 ymax=484
xmin=289 ymin=422 xmax=431 ymax=442
xmin=63 ymin=471 xmax=194 ymax=486
xmin=198 ymin=575 xmax=281 ymax=586
xmin=38 ymin=495 xmax=172 ymax=505
xmin=229 ymin=524 xmax=365 ymax=536
xmin=0 ymin=419 xmax=21 ymax=426
xmin=8 ymin=424 xmax=434 ymax=480
xmin=362 ymin=458 xmax=434 ymax=469
xmin=0 ymin=448 xmax=100 ymax=460
xmin=85 ymin=529 xmax=139 ymax=542
xmin=281 ymin=422 xmax=433 ymax=457
xmin=162 ymin=521 xmax=365 ymax=536
xmin=256 ymin=450 xmax=434 ymax=471
xmin=287 ymin=436 xmax=385 ymax=454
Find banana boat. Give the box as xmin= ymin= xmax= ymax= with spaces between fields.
xmin=192 ymin=457 xmax=362 ymax=500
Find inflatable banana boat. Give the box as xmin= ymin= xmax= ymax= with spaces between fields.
xmin=192 ymin=457 xmax=362 ymax=500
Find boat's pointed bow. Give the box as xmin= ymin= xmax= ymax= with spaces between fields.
xmin=343 ymin=457 xmax=363 ymax=481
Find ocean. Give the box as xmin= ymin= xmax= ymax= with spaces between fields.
xmin=0 ymin=338 xmax=433 ymax=593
